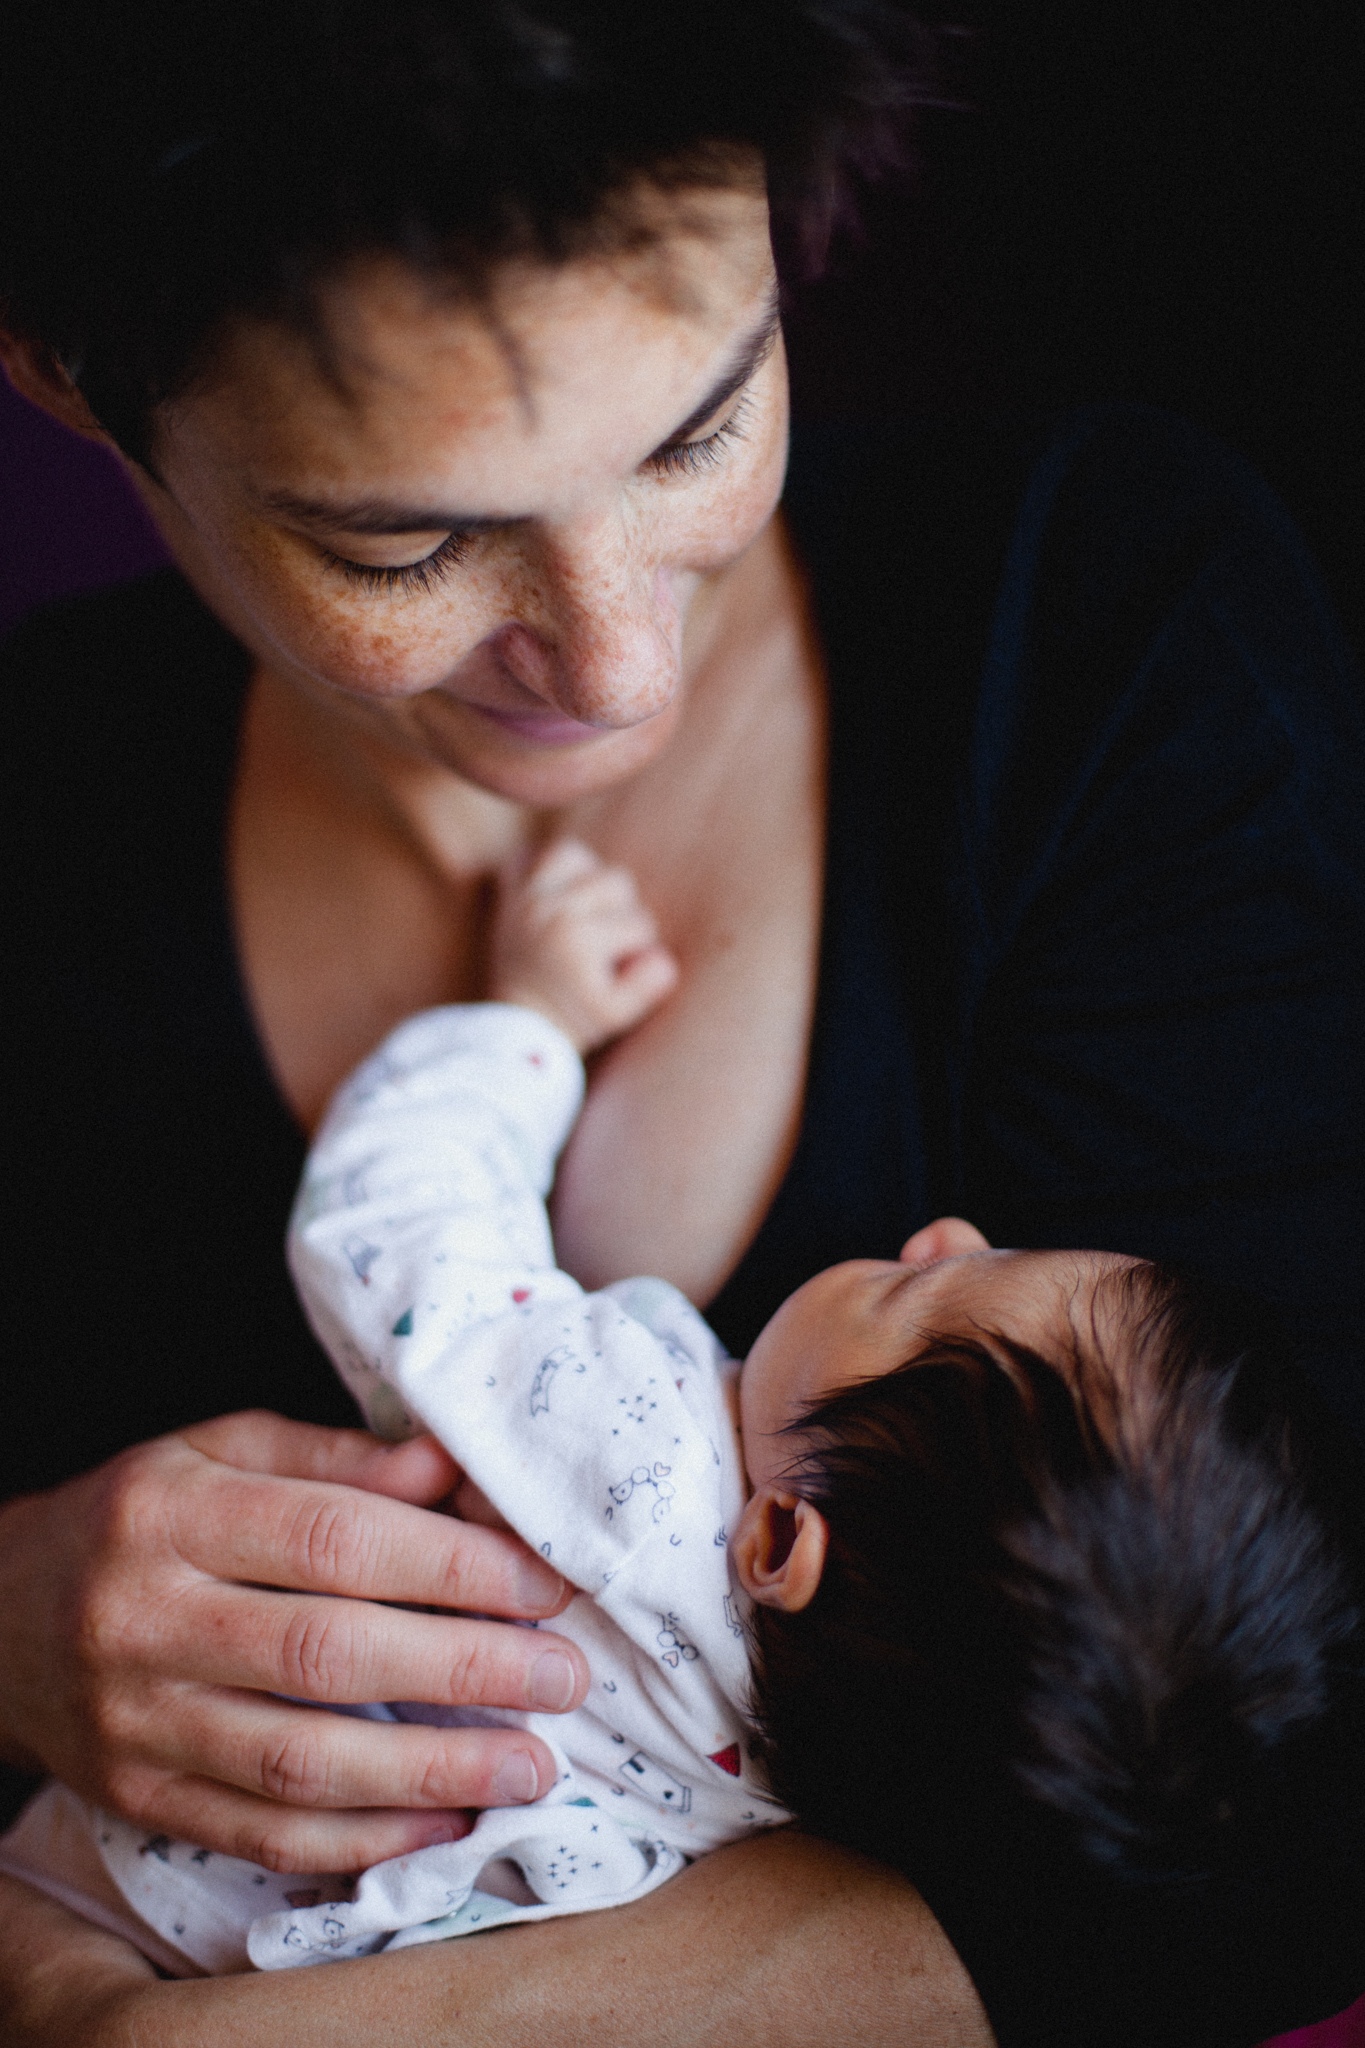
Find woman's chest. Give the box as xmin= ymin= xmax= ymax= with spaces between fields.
xmin=551 ymin=595 xmax=826 ymax=1303
xmin=231 ymin=568 xmax=825 ymax=1306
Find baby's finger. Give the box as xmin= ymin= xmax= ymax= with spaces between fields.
xmin=520 ymin=837 xmax=602 ymax=896
xmin=606 ymin=943 xmax=680 ymax=1023
xmin=547 ymin=867 xmax=657 ymax=937
xmin=559 ymin=897 xmax=663 ymax=964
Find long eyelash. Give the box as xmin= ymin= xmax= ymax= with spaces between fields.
xmin=326 ymin=528 xmax=478 ymax=594
xmin=648 ymin=394 xmax=754 ymax=480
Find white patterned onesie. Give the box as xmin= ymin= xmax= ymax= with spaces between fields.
xmin=0 ymin=1005 xmax=786 ymax=1974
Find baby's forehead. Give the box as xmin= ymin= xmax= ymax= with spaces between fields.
xmin=929 ymin=1245 xmax=1136 ymax=1321
xmin=906 ymin=1248 xmax=1150 ymax=1379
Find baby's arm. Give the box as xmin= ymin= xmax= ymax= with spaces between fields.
xmin=290 ymin=837 xmax=678 ymax=1425
xmin=284 ymin=845 xmax=729 ymax=1595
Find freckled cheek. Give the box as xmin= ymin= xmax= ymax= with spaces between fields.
xmin=664 ymin=407 xmax=789 ymax=576
xmin=243 ymin=552 xmax=505 ymax=699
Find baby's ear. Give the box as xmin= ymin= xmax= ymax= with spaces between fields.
xmin=733 ymin=1488 xmax=829 ymax=1613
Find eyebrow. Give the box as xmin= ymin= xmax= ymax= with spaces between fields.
xmin=256 ymin=288 xmax=782 ymax=538
xmin=257 ymin=495 xmax=503 ymax=537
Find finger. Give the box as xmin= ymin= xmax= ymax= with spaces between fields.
xmin=158 ymin=1688 xmax=566 ymax=1811
xmin=538 ymin=890 xmax=662 ymax=964
xmin=138 ymin=1772 xmax=481 ymax=1876
xmin=592 ymin=951 xmax=679 ymax=1039
xmin=521 ymin=836 xmax=602 ymax=894
xmin=160 ymin=1584 xmax=589 ymax=1713
xmin=170 ymin=1467 xmax=572 ymax=1618
xmin=550 ymin=863 xmax=646 ymax=921
xmin=452 ymin=1472 xmax=511 ymax=1530
xmin=555 ymin=900 xmax=663 ymax=966
xmin=347 ymin=1435 xmax=461 ymax=1506
xmin=611 ymin=944 xmax=680 ymax=1010
xmin=182 ymin=1410 xmax=405 ymax=1488
xmin=496 ymin=836 xmax=538 ymax=891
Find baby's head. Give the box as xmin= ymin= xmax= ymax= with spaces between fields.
xmin=732 ymin=1218 xmax=1359 ymax=1885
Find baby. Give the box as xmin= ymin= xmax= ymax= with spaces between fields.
xmin=1 ymin=843 xmax=1354 ymax=1973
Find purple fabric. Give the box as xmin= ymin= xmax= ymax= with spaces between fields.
xmin=1264 ymin=1996 xmax=1365 ymax=2048
xmin=0 ymin=369 xmax=169 ymax=636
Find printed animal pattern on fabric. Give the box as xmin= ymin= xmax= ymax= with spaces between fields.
xmin=8 ymin=1006 xmax=785 ymax=1974
xmin=246 ymin=1801 xmax=686 ymax=1968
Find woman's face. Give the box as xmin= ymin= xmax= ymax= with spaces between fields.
xmin=137 ymin=184 xmax=787 ymax=805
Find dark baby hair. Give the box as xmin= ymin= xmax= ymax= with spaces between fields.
xmin=0 ymin=0 xmax=934 ymax=466
xmin=748 ymin=1262 xmax=1361 ymax=1885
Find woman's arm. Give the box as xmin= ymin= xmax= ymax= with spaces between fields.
xmin=0 ymin=1833 xmax=995 ymax=2048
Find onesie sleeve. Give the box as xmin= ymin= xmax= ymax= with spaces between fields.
xmin=287 ymin=1006 xmax=743 ymax=1633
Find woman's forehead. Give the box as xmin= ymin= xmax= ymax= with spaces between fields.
xmin=158 ymin=191 xmax=777 ymax=501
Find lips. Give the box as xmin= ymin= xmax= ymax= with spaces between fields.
xmin=472 ymin=702 xmax=605 ymax=746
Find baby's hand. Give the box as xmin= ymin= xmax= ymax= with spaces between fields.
xmin=491 ymin=838 xmax=679 ymax=1054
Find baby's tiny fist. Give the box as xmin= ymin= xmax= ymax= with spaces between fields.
xmin=491 ymin=837 xmax=678 ymax=1054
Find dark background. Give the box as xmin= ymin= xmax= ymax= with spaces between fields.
xmin=3 ymin=2 xmax=1362 ymax=659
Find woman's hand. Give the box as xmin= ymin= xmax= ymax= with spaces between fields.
xmin=0 ymin=1411 xmax=589 ymax=1872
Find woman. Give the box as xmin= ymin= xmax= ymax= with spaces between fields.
xmin=2 ymin=3 xmax=1365 ymax=2042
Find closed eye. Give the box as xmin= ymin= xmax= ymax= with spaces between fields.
xmin=645 ymin=395 xmax=754 ymax=481
xmin=322 ymin=388 xmax=756 ymax=593
xmin=323 ymin=527 xmax=481 ymax=594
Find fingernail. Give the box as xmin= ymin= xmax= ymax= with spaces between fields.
xmin=528 ymin=1649 xmax=578 ymax=1711
xmin=492 ymin=1750 xmax=542 ymax=1804
xmin=517 ymin=1557 xmax=566 ymax=1611
xmin=417 ymin=1814 xmax=470 ymax=1847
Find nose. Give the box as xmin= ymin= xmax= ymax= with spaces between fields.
xmin=898 ymin=1217 xmax=991 ymax=1266
xmin=489 ymin=507 xmax=683 ymax=733
xmin=498 ymin=508 xmax=683 ymax=730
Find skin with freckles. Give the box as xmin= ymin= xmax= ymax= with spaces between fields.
xmin=146 ymin=191 xmax=788 ymax=806
xmin=0 ymin=183 xmax=993 ymax=2042
xmin=66 ymin=183 xmax=828 ymax=1305
xmin=0 ymin=175 xmax=825 ymax=1874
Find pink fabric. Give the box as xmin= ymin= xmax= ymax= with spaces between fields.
xmin=1263 ymin=1996 xmax=1365 ymax=2048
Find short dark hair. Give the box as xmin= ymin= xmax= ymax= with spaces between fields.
xmin=748 ymin=1262 xmax=1360 ymax=1885
xmin=0 ymin=0 xmax=934 ymax=465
